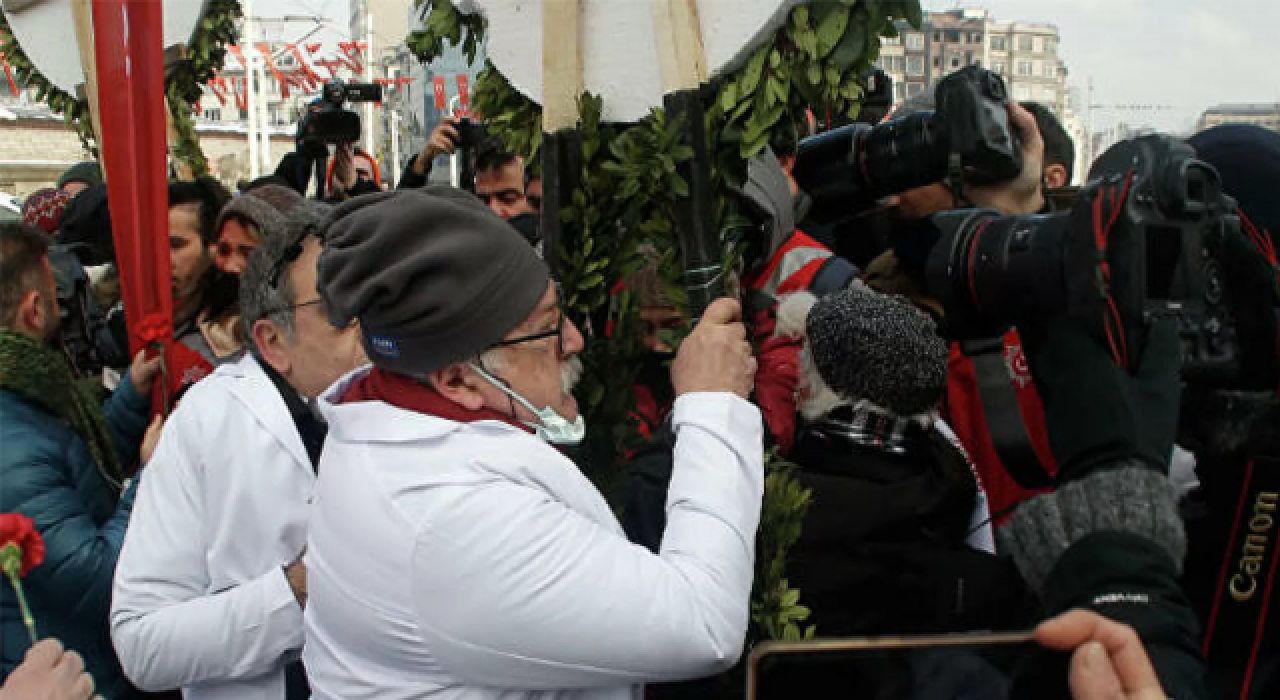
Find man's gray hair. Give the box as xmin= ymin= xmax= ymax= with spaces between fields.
xmin=239 ymin=202 xmax=331 ymax=352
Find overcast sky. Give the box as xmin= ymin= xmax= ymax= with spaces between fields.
xmin=924 ymin=0 xmax=1280 ymax=133
xmin=281 ymin=0 xmax=1279 ymax=134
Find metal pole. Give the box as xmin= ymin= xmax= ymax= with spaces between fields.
xmin=363 ymin=6 xmax=375 ymax=157
xmin=448 ymin=95 xmax=460 ymax=187
xmin=390 ymin=112 xmax=401 ymax=187
xmin=244 ymin=0 xmax=260 ymax=178
xmin=255 ymin=42 xmax=271 ymax=174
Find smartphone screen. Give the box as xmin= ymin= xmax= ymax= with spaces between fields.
xmin=747 ymin=631 xmax=1036 ymax=700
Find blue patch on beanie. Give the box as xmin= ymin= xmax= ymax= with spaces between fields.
xmin=368 ymin=333 xmax=401 ymax=359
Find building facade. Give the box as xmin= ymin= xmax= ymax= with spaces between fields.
xmin=0 ymin=99 xmax=294 ymax=195
xmin=876 ymin=7 xmax=1069 ymax=121
xmin=396 ymin=7 xmax=487 ymax=184
xmin=351 ymin=0 xmax=412 ymax=176
xmin=1196 ymin=103 xmax=1280 ymax=133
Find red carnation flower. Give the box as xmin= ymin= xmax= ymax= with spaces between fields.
xmin=0 ymin=513 xmax=46 ymax=644
xmin=0 ymin=513 xmax=45 ymax=576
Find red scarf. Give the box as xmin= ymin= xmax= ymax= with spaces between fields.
xmin=341 ymin=367 xmax=534 ymax=434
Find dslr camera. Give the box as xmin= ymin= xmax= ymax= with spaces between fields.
xmin=923 ymin=134 xmax=1240 ymax=382
xmin=793 ymin=65 xmax=1023 ymax=221
xmin=297 ymin=80 xmax=384 ymax=153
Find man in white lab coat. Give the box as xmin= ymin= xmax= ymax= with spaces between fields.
xmin=302 ymin=186 xmax=764 ymax=700
xmin=110 ymin=209 xmax=366 ymax=700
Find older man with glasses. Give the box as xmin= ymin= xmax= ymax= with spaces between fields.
xmin=110 ymin=202 xmax=366 ymax=700
xmin=302 ymin=187 xmax=763 ymax=700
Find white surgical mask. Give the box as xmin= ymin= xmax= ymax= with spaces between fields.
xmin=469 ymin=363 xmax=587 ymax=446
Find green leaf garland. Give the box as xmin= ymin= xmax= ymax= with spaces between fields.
xmin=0 ymin=0 xmax=241 ymax=171
xmin=407 ymin=0 xmax=923 ymax=647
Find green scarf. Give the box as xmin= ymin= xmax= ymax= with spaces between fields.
xmin=0 ymin=329 xmax=123 ymax=485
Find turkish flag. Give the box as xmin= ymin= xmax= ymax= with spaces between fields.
xmin=456 ymin=74 xmax=470 ymax=109
xmin=433 ymin=75 xmax=447 ymax=110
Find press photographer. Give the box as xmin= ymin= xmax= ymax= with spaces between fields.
xmin=276 ymin=80 xmax=383 ymax=201
xmin=901 ymin=128 xmax=1279 ymax=700
xmin=397 ymin=117 xmax=538 ymax=232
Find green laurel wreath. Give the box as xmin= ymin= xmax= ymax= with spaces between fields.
xmin=0 ymin=0 xmax=242 ymax=174
xmin=408 ymin=0 xmax=921 ymax=644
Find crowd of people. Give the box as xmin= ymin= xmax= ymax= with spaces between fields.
xmin=1 ymin=83 xmax=1277 ymax=700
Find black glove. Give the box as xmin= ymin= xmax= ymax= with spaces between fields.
xmin=1020 ymin=315 xmax=1181 ymax=484
xmin=1010 ymin=532 xmax=1209 ymax=700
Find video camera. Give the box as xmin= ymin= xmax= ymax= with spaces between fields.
xmin=923 ymin=134 xmax=1240 ymax=382
xmin=297 ymin=80 xmax=384 ymax=153
xmin=793 ymin=65 xmax=1022 ymax=220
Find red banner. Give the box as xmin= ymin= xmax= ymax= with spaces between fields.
xmin=456 ymin=74 xmax=470 ymax=111
xmin=433 ymin=75 xmax=447 ymax=110
xmin=91 ymin=0 xmax=173 ymax=404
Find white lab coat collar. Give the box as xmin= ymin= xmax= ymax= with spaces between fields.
xmin=217 ymin=353 xmax=314 ymax=474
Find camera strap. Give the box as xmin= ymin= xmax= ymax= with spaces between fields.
xmin=1202 ymin=455 xmax=1280 ymax=700
xmin=962 ymin=336 xmax=1053 ymax=490
xmin=945 ymin=153 xmax=970 ymax=209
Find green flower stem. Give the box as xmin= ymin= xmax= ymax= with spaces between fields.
xmin=0 ymin=545 xmax=37 ymax=645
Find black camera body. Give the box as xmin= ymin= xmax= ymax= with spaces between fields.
xmin=924 ymin=134 xmax=1240 ymax=381
xmin=793 ymin=65 xmax=1022 ymax=221
xmin=447 ymin=118 xmax=489 ymax=151
xmin=298 ymin=81 xmax=384 ymax=150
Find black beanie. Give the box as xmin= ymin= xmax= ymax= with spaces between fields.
xmin=56 ymin=161 xmax=103 ymax=191
xmin=1188 ymin=124 xmax=1280 ymax=244
xmin=56 ymin=183 xmax=114 ymax=266
xmin=317 ymin=186 xmax=551 ymax=377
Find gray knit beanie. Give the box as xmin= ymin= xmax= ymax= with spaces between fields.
xmin=999 ymin=465 xmax=1187 ymax=593
xmin=805 ymin=282 xmax=948 ymax=416
xmin=317 ymin=186 xmax=550 ymax=376
xmin=215 ymin=184 xmax=306 ymax=243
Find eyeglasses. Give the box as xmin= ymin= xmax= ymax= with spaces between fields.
xmin=256 ymin=298 xmax=324 ymax=321
xmin=268 ymin=240 xmax=306 ymax=290
xmin=254 ymin=234 xmax=320 ymax=322
xmin=490 ymin=284 xmax=566 ymax=356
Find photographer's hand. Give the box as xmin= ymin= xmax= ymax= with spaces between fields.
xmin=413 ymin=118 xmax=461 ymax=176
xmin=964 ymin=102 xmax=1046 ymax=216
xmin=332 ymin=143 xmax=357 ymax=192
xmin=1020 ymin=315 xmax=1180 ymax=482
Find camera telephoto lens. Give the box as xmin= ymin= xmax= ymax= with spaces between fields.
xmin=924 ymin=208 xmax=1073 ymax=338
xmin=855 ymin=112 xmax=948 ymax=199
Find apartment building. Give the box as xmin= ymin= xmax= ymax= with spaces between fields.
xmin=1196 ymin=103 xmax=1280 ymax=133
xmin=877 ymin=7 xmax=1069 ymax=121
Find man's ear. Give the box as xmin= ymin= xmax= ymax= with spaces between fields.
xmin=428 ymin=363 xmax=488 ymax=411
xmin=252 ymin=319 xmax=292 ymax=376
xmin=17 ymin=288 xmax=47 ymax=338
xmin=1044 ymin=164 xmax=1069 ymax=189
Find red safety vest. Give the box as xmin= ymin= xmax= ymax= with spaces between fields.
xmin=944 ymin=329 xmax=1058 ymax=522
xmin=746 ymin=230 xmax=856 ymax=302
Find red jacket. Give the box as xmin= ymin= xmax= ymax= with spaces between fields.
xmin=944 ymin=329 xmax=1058 ymax=521
xmin=745 ymin=230 xmax=859 ymax=454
